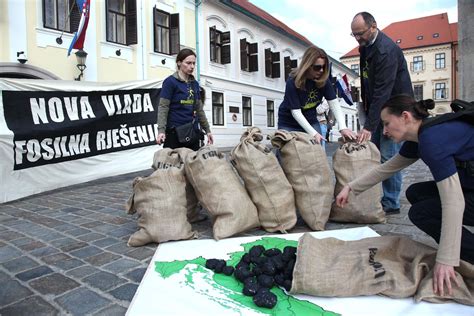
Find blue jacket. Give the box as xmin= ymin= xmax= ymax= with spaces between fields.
xmin=360 ymin=31 xmax=414 ymax=132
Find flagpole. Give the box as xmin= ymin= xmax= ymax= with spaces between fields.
xmin=56 ymin=1 xmax=77 ymax=45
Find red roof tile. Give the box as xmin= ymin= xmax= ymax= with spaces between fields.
xmin=341 ymin=13 xmax=456 ymax=59
xmin=222 ymin=0 xmax=313 ymax=46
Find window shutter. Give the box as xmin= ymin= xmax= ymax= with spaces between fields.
xmin=265 ymin=48 xmax=272 ymax=77
xmin=249 ymin=43 xmax=258 ymax=72
xmin=221 ymin=31 xmax=231 ymax=64
xmin=170 ymin=13 xmax=180 ymax=55
xmin=222 ymin=44 xmax=231 ymax=64
xmin=209 ymin=26 xmax=217 ymax=62
xmin=270 ymin=52 xmax=280 ymax=78
xmin=126 ymin=0 xmax=137 ymax=45
xmin=69 ymin=0 xmax=81 ymax=32
xmin=153 ymin=7 xmax=157 ymax=52
xmin=240 ymin=38 xmax=248 ymax=71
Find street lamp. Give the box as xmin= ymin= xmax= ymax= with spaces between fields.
xmin=75 ymin=49 xmax=88 ymax=81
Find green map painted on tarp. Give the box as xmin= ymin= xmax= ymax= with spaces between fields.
xmin=155 ymin=237 xmax=339 ymax=316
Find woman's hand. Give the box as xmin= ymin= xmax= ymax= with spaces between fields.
xmin=313 ymin=132 xmax=325 ymax=144
xmin=433 ymin=262 xmax=460 ymax=296
xmin=340 ymin=128 xmax=357 ymax=141
xmin=335 ymin=185 xmax=351 ymax=208
xmin=357 ymin=128 xmax=372 ymax=144
xmin=206 ymin=133 xmax=214 ymax=145
xmin=156 ymin=133 xmax=166 ymax=145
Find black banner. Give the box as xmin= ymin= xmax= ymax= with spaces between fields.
xmin=3 ymin=88 xmax=160 ymax=170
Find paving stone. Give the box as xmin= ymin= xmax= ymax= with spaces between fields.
xmin=84 ymin=252 xmax=121 ymax=266
xmin=36 ymin=231 xmax=66 ymax=242
xmin=53 ymin=223 xmax=79 ymax=233
xmin=93 ymin=304 xmax=128 ymax=316
xmin=66 ymin=265 xmax=101 ymax=279
xmin=55 ymin=287 xmax=110 ymax=315
xmin=2 ymin=256 xmax=39 ymax=273
xmin=0 ymin=296 xmax=58 ymax=316
xmin=69 ymin=245 xmax=103 ymax=259
xmin=80 ymin=220 xmax=103 ymax=228
xmin=18 ymin=240 xmax=47 ymax=252
xmin=108 ymin=283 xmax=138 ymax=301
xmin=59 ymin=207 xmax=82 ymax=214
xmin=93 ymin=237 xmax=121 ymax=248
xmin=30 ymin=273 xmax=80 ymax=295
xmin=29 ymin=246 xmax=60 ymax=258
xmin=0 ymin=245 xmax=23 ymax=263
xmin=59 ymin=241 xmax=88 ymax=252
xmin=66 ymin=227 xmax=91 ymax=237
xmin=16 ymin=265 xmax=54 ymax=281
xmin=0 ymin=230 xmax=25 ymax=241
xmin=83 ymin=271 xmax=127 ymax=291
xmin=103 ymin=258 xmax=141 ymax=274
xmin=93 ymin=223 xmax=122 ymax=234
xmin=109 ymin=227 xmax=135 ymax=238
xmin=0 ymin=280 xmax=33 ymax=306
xmin=105 ymin=242 xmax=132 ymax=255
xmin=125 ymin=247 xmax=156 ymax=261
xmin=77 ymin=232 xmax=106 ymax=242
xmin=124 ymin=267 xmax=146 ymax=283
xmin=50 ymin=237 xmax=79 ymax=249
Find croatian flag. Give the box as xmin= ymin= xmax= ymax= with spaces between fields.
xmin=336 ymin=74 xmax=353 ymax=105
xmin=67 ymin=0 xmax=90 ymax=56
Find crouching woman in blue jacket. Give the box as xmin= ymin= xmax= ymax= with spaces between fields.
xmin=336 ymin=94 xmax=474 ymax=297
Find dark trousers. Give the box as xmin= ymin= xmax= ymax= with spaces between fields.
xmin=163 ymin=128 xmax=200 ymax=151
xmin=406 ymin=181 xmax=474 ymax=264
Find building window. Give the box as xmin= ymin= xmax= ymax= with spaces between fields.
xmin=411 ymin=56 xmax=424 ymax=72
xmin=43 ymin=0 xmax=80 ymax=33
xmin=351 ymin=116 xmax=355 ymax=131
xmin=396 ymin=39 xmax=402 ymax=44
xmin=351 ymin=64 xmax=359 ymax=75
xmin=242 ymin=96 xmax=252 ymax=126
xmin=414 ymin=84 xmax=423 ymax=101
xmin=435 ymin=53 xmax=445 ymax=69
xmin=240 ymin=39 xmax=258 ymax=72
xmin=267 ymin=100 xmax=275 ymax=127
xmin=209 ymin=26 xmax=231 ymax=64
xmin=345 ymin=114 xmax=348 ymax=128
xmin=356 ymin=118 xmax=360 ymax=131
xmin=265 ymin=49 xmax=280 ymax=78
xmin=212 ymin=92 xmax=224 ymax=126
xmin=434 ymin=83 xmax=447 ymax=100
xmin=417 ymin=35 xmax=423 ymax=40
xmin=433 ymin=33 xmax=439 ymax=38
xmin=284 ymin=56 xmax=297 ymax=81
xmin=106 ymin=0 xmax=137 ymax=45
xmin=153 ymin=9 xmax=179 ymax=55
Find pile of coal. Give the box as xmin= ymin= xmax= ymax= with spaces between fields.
xmin=205 ymin=245 xmax=297 ymax=309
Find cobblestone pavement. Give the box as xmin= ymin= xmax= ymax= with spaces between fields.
xmin=0 ymin=142 xmax=436 ymax=315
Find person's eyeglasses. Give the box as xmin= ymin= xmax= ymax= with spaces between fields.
xmin=350 ymin=27 xmax=371 ymax=38
xmin=312 ymin=64 xmax=325 ymax=72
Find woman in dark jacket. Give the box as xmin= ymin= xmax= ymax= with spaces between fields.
xmin=156 ymin=49 xmax=213 ymax=150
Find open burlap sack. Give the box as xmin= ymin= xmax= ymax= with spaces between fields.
xmin=185 ymin=146 xmax=260 ymax=240
xmin=331 ymin=141 xmax=385 ymax=223
xmin=291 ymin=233 xmax=474 ymax=306
xmin=230 ymin=127 xmax=296 ymax=233
xmin=270 ymin=130 xmax=333 ymax=231
xmin=152 ymin=148 xmax=201 ymax=223
xmin=125 ymin=160 xmax=196 ymax=246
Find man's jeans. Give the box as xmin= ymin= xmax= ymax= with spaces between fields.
xmin=371 ymin=123 xmax=402 ymax=209
xmin=319 ymin=123 xmax=327 ymax=150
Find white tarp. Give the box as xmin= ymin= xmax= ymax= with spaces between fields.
xmin=0 ymin=78 xmax=162 ymax=203
xmin=127 ymin=227 xmax=473 ymax=316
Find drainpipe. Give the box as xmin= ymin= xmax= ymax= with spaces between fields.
xmin=195 ymin=0 xmax=201 ymax=81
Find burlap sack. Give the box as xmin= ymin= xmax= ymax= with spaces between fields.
xmin=152 ymin=148 xmax=201 ymax=222
xmin=270 ymin=130 xmax=333 ymax=230
xmin=185 ymin=146 xmax=260 ymax=240
xmin=125 ymin=154 xmax=196 ymax=246
xmin=230 ymin=127 xmax=296 ymax=233
xmin=331 ymin=141 xmax=385 ymax=223
xmin=291 ymin=233 xmax=474 ymax=306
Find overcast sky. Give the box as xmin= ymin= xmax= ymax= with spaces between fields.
xmin=248 ymin=0 xmax=458 ymax=60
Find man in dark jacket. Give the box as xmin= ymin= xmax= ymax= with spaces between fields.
xmin=351 ymin=12 xmax=414 ymax=214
